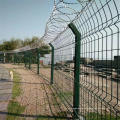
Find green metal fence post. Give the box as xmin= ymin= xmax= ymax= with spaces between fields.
xmin=3 ymin=52 xmax=6 ymax=64
xmin=14 ymin=54 xmax=15 ymax=64
xmin=1 ymin=53 xmax=3 ymax=63
xmin=29 ymin=52 xmax=31 ymax=69
xmin=49 ymin=43 xmax=54 ymax=84
xmin=16 ymin=54 xmax=18 ymax=64
xmin=68 ymin=23 xmax=81 ymax=119
xmin=24 ymin=52 xmax=26 ymax=67
xmin=37 ymin=48 xmax=40 ymax=74
xmin=14 ymin=54 xmax=17 ymax=64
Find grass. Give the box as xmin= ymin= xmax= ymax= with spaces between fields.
xmin=57 ymin=91 xmax=72 ymax=102
xmin=7 ymin=69 xmax=25 ymax=120
xmin=7 ymin=101 xmax=25 ymax=120
xmin=86 ymin=112 xmax=120 ymax=120
xmin=36 ymin=115 xmax=67 ymax=120
xmin=12 ymin=70 xmax=21 ymax=99
xmin=36 ymin=117 xmax=57 ymax=120
xmin=51 ymin=91 xmax=72 ymax=106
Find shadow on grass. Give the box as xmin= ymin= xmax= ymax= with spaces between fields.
xmin=86 ymin=112 xmax=120 ymax=120
xmin=0 ymin=111 xmax=72 ymax=120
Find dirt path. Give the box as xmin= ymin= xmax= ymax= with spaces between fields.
xmin=0 ymin=65 xmax=12 ymax=120
xmin=1 ymin=64 xmax=67 ymax=120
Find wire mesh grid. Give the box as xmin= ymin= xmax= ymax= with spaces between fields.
xmin=43 ymin=0 xmax=120 ymax=119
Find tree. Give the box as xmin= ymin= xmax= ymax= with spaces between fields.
xmin=0 ymin=44 xmax=4 ymax=51
xmin=0 ymin=38 xmax=23 ymax=51
xmin=21 ymin=38 xmax=31 ymax=47
xmin=30 ymin=36 xmax=39 ymax=48
xmin=0 ymin=36 xmax=50 ymax=53
xmin=3 ymin=41 xmax=16 ymax=51
xmin=39 ymin=45 xmax=50 ymax=57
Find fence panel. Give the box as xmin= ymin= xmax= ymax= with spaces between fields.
xmin=47 ymin=0 xmax=120 ymax=119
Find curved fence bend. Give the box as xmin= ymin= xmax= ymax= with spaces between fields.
xmin=44 ymin=0 xmax=120 ymax=119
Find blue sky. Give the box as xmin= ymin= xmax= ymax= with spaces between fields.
xmin=0 ymin=0 xmax=53 ymax=42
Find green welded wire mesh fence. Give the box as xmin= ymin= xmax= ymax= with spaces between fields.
xmin=43 ymin=0 xmax=120 ymax=119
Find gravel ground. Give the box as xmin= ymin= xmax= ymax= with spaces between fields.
xmin=0 ymin=65 xmax=12 ymax=120
xmin=1 ymin=64 xmax=69 ymax=120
